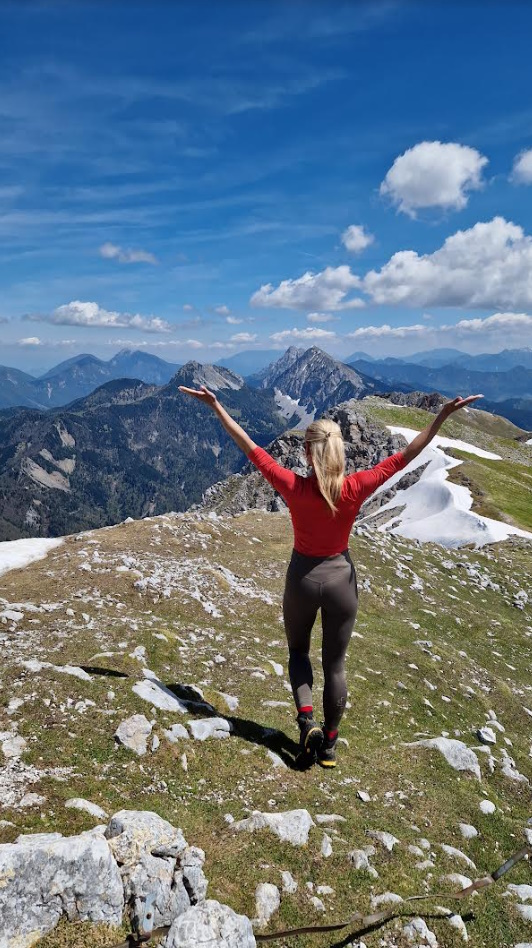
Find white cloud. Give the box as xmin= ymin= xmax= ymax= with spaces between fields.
xmin=48 ymin=301 xmax=172 ymax=333
xmin=511 ymin=148 xmax=532 ymax=185
xmin=226 ymin=315 xmax=243 ymax=324
xmin=348 ymin=323 xmax=429 ymax=339
xmin=229 ymin=332 xmax=257 ymax=343
xmin=214 ymin=304 xmax=231 ymax=316
xmin=17 ymin=336 xmax=42 ymax=346
xmin=251 ymin=266 xmax=364 ymax=311
xmin=380 ymin=141 xmax=488 ymax=216
xmin=270 ymin=327 xmax=337 ymax=344
xmin=452 ymin=311 xmax=532 ymax=335
xmin=346 ymin=311 xmax=532 ymax=344
xmin=306 ymin=312 xmax=338 ymax=323
xmin=363 ymin=217 xmax=532 ymax=310
xmin=341 ymin=224 xmax=374 ymax=253
xmin=183 ymin=303 xmax=194 ymax=311
xmin=99 ymin=242 xmax=158 ymax=265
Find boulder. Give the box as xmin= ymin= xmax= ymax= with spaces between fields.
xmin=160 ymin=899 xmax=256 ymax=947
xmin=406 ymin=737 xmax=481 ymax=780
xmin=0 ymin=829 xmax=123 ymax=946
xmin=114 ymin=714 xmax=153 ymax=755
xmin=105 ymin=810 xmax=207 ymax=928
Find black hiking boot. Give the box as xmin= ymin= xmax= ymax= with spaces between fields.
xmin=295 ymin=712 xmax=323 ymax=767
xmin=317 ymin=730 xmax=338 ymax=768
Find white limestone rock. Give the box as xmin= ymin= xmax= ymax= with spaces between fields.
xmin=458 ymin=823 xmax=478 ymax=840
xmin=370 ymin=892 xmax=403 ymax=908
xmin=406 ymin=737 xmax=481 ymax=780
xmin=160 ymin=899 xmax=256 ymax=948
xmin=402 ymin=916 xmax=438 ymax=946
xmin=447 ymin=913 xmax=469 ymax=941
xmin=232 ymin=809 xmax=314 ymax=846
xmin=114 ymin=714 xmax=153 ymax=756
xmin=507 ymin=884 xmax=532 ymax=902
xmin=254 ymin=883 xmax=280 ymax=926
xmin=0 ymin=829 xmax=123 ymax=945
xmin=440 ymin=844 xmax=476 ymax=870
xmin=477 ymin=726 xmax=496 ymax=745
xmin=105 ymin=810 xmax=207 ymax=928
xmin=280 ymin=870 xmax=298 ymax=894
xmin=321 ymin=834 xmax=333 ymax=857
xmin=347 ymin=849 xmax=379 ymax=878
xmin=132 ymin=679 xmax=188 ymax=713
xmin=366 ymin=830 xmax=400 ymax=851
xmin=163 ymin=724 xmax=190 ymax=743
xmin=479 ymin=799 xmax=496 ymax=815
xmin=189 ymin=717 xmax=232 ymax=741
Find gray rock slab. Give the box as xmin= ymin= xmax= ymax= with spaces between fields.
xmin=232 ymin=809 xmax=314 ymax=846
xmin=160 ymin=899 xmax=256 ymax=948
xmin=0 ymin=830 xmax=123 ymax=945
xmin=115 ymin=714 xmax=153 ymax=756
xmin=406 ymin=737 xmax=481 ymax=779
xmin=132 ymin=679 xmax=188 ymax=713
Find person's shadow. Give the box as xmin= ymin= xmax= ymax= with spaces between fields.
xmin=166 ymin=682 xmax=304 ymax=769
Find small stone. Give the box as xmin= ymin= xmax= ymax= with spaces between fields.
xmin=315 ymin=814 xmax=346 ymax=824
xmin=280 ymin=870 xmax=297 ymax=894
xmin=366 ymin=830 xmax=399 ymax=851
xmin=406 ymin=737 xmax=481 ymax=780
xmin=189 ymin=717 xmax=232 ymax=741
xmin=440 ymin=844 xmax=476 ymax=870
xmin=357 ymin=790 xmax=371 ymax=803
xmin=371 ymin=892 xmax=403 ymax=908
xmin=477 ymin=726 xmax=496 ymax=745
xmin=517 ymin=905 xmax=532 ymax=922
xmin=163 ymin=723 xmax=190 ymax=743
xmin=65 ymin=798 xmax=108 ymax=820
xmin=310 ymin=896 xmax=325 ymax=912
xmin=479 ymin=799 xmax=496 ymax=815
xmin=507 ymin=884 xmax=532 ymax=902
xmin=347 ymin=849 xmax=379 ymax=878
xmin=458 ymin=823 xmax=478 ymax=839
xmin=160 ymin=899 xmax=255 ymax=947
xmin=321 ymin=834 xmax=333 ymax=857
xmin=316 ymin=885 xmax=334 ymax=895
xmin=114 ymin=714 xmax=152 ymax=756
xmin=402 ymin=916 xmax=438 ymax=946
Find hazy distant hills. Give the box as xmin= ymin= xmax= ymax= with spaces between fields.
xmin=0 ymin=349 xmax=181 ymax=410
xmin=350 ymin=359 xmax=532 ymax=403
xmin=0 ymin=363 xmax=284 ymax=541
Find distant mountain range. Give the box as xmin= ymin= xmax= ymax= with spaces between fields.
xmin=0 ymin=349 xmax=181 ymax=410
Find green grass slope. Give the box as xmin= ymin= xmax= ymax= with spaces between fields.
xmin=1 ymin=509 xmax=531 ymax=947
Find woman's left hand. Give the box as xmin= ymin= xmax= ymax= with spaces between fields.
xmin=178 ymin=384 xmax=217 ymax=409
xmin=440 ymin=394 xmax=483 ymax=417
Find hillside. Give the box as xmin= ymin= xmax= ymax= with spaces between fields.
xmin=0 ymin=504 xmax=531 ymax=948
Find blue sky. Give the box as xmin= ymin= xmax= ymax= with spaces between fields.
xmin=1 ymin=0 xmax=532 ymax=373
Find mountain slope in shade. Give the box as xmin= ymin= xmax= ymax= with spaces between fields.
xmin=0 ymin=364 xmax=284 ymax=541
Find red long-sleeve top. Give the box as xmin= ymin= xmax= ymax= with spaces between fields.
xmin=247 ymin=446 xmax=407 ymax=556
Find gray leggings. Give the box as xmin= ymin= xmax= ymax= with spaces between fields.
xmin=282 ymin=549 xmax=358 ymax=731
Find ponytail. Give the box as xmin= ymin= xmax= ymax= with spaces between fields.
xmin=305 ymin=419 xmax=345 ymax=515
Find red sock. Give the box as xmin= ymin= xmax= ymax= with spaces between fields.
xmin=299 ymin=705 xmax=313 ymax=714
xmin=325 ymin=728 xmax=338 ymax=740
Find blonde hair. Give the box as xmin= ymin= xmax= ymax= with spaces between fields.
xmin=305 ymin=419 xmax=345 ymax=515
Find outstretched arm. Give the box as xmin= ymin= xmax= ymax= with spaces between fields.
xmin=401 ymin=394 xmax=483 ymax=465
xmin=178 ymin=385 xmax=257 ymax=455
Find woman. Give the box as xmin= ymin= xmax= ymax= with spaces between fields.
xmin=179 ymin=383 xmax=482 ymax=768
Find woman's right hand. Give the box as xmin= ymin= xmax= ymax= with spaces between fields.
xmin=178 ymin=384 xmax=218 ymax=409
